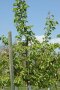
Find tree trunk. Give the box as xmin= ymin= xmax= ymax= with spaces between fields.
xmin=15 ymin=86 xmax=19 ymax=90
xmin=27 ymin=84 xmax=32 ymax=90
xmin=48 ymin=87 xmax=51 ymax=90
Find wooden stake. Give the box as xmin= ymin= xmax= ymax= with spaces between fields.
xmin=8 ymin=32 xmax=15 ymax=90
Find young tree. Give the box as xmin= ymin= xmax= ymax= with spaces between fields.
xmin=13 ymin=0 xmax=35 ymax=90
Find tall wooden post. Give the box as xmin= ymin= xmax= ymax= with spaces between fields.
xmin=8 ymin=32 xmax=15 ymax=90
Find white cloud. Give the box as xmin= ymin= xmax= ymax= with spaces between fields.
xmin=16 ymin=35 xmax=60 ymax=44
xmin=36 ymin=35 xmax=60 ymax=44
xmin=35 ymin=35 xmax=44 ymax=43
xmin=50 ymin=38 xmax=60 ymax=44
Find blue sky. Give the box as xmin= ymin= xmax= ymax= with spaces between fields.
xmin=0 ymin=0 xmax=60 ymax=40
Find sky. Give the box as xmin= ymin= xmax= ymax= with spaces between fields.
xmin=0 ymin=0 xmax=60 ymax=42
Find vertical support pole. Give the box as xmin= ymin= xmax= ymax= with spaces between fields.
xmin=8 ymin=32 xmax=15 ymax=90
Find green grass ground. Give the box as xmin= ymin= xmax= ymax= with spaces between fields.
xmin=0 ymin=85 xmax=60 ymax=90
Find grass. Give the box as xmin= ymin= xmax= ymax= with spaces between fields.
xmin=0 ymin=85 xmax=60 ymax=90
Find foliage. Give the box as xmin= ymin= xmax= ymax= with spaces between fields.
xmin=0 ymin=35 xmax=8 ymax=45
xmin=30 ymin=42 xmax=59 ymax=87
xmin=44 ymin=12 xmax=58 ymax=42
xmin=13 ymin=0 xmax=35 ymax=41
xmin=57 ymin=34 xmax=60 ymax=38
xmin=0 ymin=48 xmax=10 ymax=87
